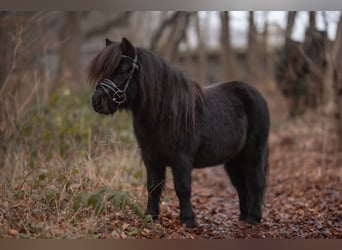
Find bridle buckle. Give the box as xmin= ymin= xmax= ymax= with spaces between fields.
xmin=112 ymin=90 xmax=126 ymax=104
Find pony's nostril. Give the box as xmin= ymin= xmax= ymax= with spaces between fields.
xmin=93 ymin=95 xmax=105 ymax=106
xmin=92 ymin=95 xmax=113 ymax=114
xmin=96 ymin=98 xmax=102 ymax=106
xmin=101 ymin=97 xmax=108 ymax=107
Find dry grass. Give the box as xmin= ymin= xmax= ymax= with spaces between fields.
xmin=0 ymin=139 xmax=152 ymax=239
xmin=0 ymin=86 xmax=154 ymax=239
xmin=0 ymin=138 xmax=148 ymax=238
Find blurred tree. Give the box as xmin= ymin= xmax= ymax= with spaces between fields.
xmin=301 ymin=12 xmax=327 ymax=109
xmin=150 ymin=12 xmax=191 ymax=62
xmin=276 ymin=11 xmax=300 ymax=117
xmin=219 ymin=11 xmax=240 ymax=80
xmin=55 ymin=12 xmax=82 ymax=91
xmin=194 ymin=12 xmax=207 ymax=85
xmin=332 ymin=14 xmax=342 ymax=150
xmin=0 ymin=12 xmax=59 ymax=105
xmin=0 ymin=12 xmax=62 ymax=135
xmin=261 ymin=12 xmax=271 ymax=82
xmin=247 ymin=11 xmax=260 ymax=83
xmin=285 ymin=11 xmax=297 ymax=38
xmin=55 ymin=12 xmax=133 ymax=92
xmin=150 ymin=12 xmax=181 ymax=52
xmin=276 ymin=11 xmax=328 ymax=118
xmin=308 ymin=11 xmax=316 ymax=31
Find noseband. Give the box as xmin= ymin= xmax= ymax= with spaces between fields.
xmin=98 ymin=54 xmax=139 ymax=105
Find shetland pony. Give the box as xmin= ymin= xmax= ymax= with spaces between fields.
xmin=88 ymin=37 xmax=270 ymax=227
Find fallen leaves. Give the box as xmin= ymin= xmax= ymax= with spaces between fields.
xmin=8 ymin=229 xmax=18 ymax=237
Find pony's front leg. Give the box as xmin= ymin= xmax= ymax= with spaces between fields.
xmin=171 ymin=164 xmax=195 ymax=228
xmin=145 ymin=163 xmax=166 ymax=221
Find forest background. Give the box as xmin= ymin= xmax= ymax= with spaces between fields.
xmin=0 ymin=11 xmax=341 ymax=239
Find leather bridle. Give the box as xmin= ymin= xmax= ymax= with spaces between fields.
xmin=98 ymin=54 xmax=139 ymax=105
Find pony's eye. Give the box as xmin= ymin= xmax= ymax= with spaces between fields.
xmin=119 ymin=68 xmax=126 ymax=75
xmin=121 ymin=65 xmax=130 ymax=73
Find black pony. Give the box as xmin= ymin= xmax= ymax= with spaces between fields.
xmin=88 ymin=37 xmax=270 ymax=227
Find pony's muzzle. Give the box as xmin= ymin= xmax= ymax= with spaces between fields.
xmin=92 ymin=90 xmax=116 ymax=114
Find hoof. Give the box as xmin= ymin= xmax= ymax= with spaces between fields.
xmin=144 ymin=211 xmax=159 ymax=221
xmin=180 ymin=216 xmax=196 ymax=228
xmin=246 ymin=215 xmax=261 ymax=225
xmin=239 ymin=213 xmax=247 ymax=221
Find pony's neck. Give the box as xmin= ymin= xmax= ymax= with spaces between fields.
xmin=131 ymin=48 xmax=204 ymax=135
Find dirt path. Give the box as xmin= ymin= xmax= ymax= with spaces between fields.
xmin=134 ymin=113 xmax=341 ymax=239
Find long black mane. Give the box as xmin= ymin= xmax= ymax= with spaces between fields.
xmin=88 ymin=43 xmax=204 ymax=136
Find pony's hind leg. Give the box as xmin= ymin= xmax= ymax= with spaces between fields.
xmin=226 ymin=145 xmax=268 ymax=224
xmin=224 ymin=162 xmax=248 ymax=221
xmin=244 ymin=145 xmax=268 ymax=224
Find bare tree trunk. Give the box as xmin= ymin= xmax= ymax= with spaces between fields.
xmin=247 ymin=11 xmax=259 ymax=83
xmin=55 ymin=12 xmax=82 ymax=91
xmin=150 ymin=12 xmax=191 ymax=62
xmin=332 ymin=14 xmax=342 ymax=150
xmin=164 ymin=12 xmax=191 ymax=62
xmin=261 ymin=12 xmax=270 ymax=82
xmin=220 ymin=11 xmax=240 ymax=81
xmin=276 ymin=11 xmax=302 ymax=117
xmin=322 ymin=11 xmax=329 ymax=31
xmin=220 ymin=11 xmax=229 ymax=80
xmin=194 ymin=12 xmax=207 ymax=85
xmin=150 ymin=12 xmax=180 ymax=52
xmin=323 ymin=15 xmax=336 ymax=113
xmin=276 ymin=11 xmax=328 ymax=118
xmin=183 ymin=32 xmax=195 ymax=79
xmin=308 ymin=11 xmax=316 ymax=31
xmin=285 ymin=11 xmax=297 ymax=38
xmin=302 ymin=11 xmax=327 ymax=109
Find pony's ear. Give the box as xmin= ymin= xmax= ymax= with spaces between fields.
xmin=120 ymin=37 xmax=135 ymax=58
xmin=105 ymin=38 xmax=113 ymax=47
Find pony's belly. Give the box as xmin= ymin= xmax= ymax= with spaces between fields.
xmin=193 ymin=142 xmax=241 ymax=168
xmin=193 ymin=154 xmax=235 ymax=168
xmin=193 ymin=159 xmax=231 ymax=169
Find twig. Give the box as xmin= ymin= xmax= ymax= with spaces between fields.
xmin=149 ymin=180 xmax=167 ymax=195
xmin=320 ymin=124 xmax=328 ymax=174
xmin=0 ymin=18 xmax=22 ymax=98
xmin=16 ymin=167 xmax=42 ymax=193
xmin=17 ymin=71 xmax=40 ymax=116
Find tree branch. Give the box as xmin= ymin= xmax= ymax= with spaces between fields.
xmin=84 ymin=12 xmax=132 ymax=40
xmin=171 ymin=12 xmax=192 ymax=56
xmin=149 ymin=12 xmax=181 ymax=51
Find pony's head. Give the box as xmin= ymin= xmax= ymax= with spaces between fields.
xmin=88 ymin=37 xmax=139 ymax=114
xmin=88 ymin=36 xmax=204 ymax=136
